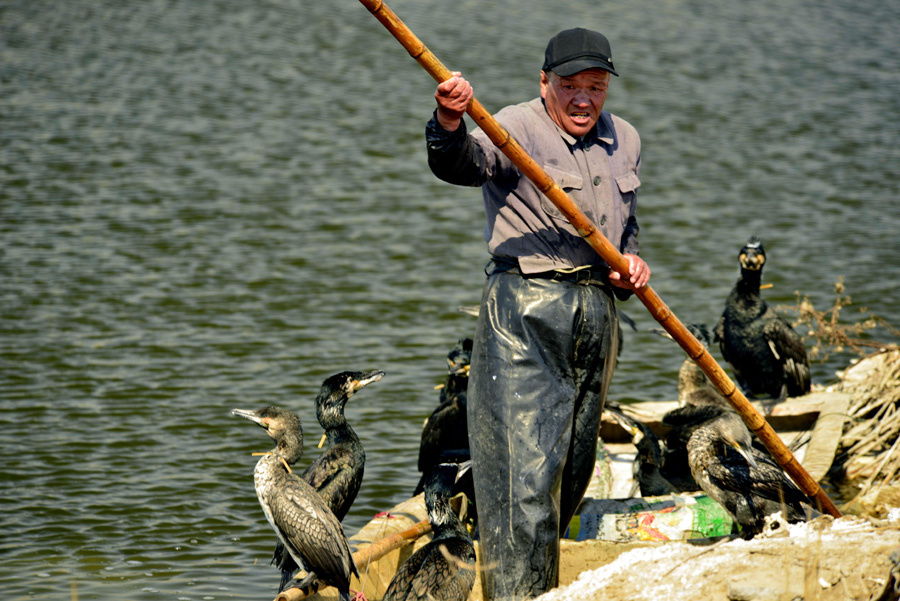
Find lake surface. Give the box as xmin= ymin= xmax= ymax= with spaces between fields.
xmin=1 ymin=0 xmax=898 ymax=599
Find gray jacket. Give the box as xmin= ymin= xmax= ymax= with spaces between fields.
xmin=426 ymin=97 xmax=641 ymax=275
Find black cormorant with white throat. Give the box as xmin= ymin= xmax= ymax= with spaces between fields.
xmin=437 ymin=338 xmax=472 ymax=408
xmin=383 ymin=462 xmax=476 ymax=601
xmin=303 ymin=369 xmax=385 ymax=519
xmin=714 ymin=236 xmax=811 ymax=400
xmin=232 ymin=405 xmax=358 ymax=599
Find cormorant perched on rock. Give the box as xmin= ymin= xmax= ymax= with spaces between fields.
xmin=383 ymin=462 xmax=476 ymax=601
xmin=686 ymin=410 xmax=813 ymax=538
xmin=272 ymin=369 xmax=383 ymax=591
xmin=414 ymin=339 xmax=472 ymax=496
xmin=714 ymin=236 xmax=811 ymax=400
xmin=231 ymin=406 xmax=358 ymax=599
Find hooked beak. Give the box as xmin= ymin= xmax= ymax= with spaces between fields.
xmin=732 ymin=442 xmax=759 ymax=469
xmin=608 ymin=411 xmax=641 ymax=441
xmin=739 ymin=252 xmax=765 ymax=271
xmin=648 ymin=327 xmax=675 ymax=341
xmin=232 ymin=408 xmax=267 ymax=429
xmin=447 ymin=358 xmax=470 ymax=376
xmin=351 ymin=369 xmax=385 ymax=392
xmin=454 ymin=459 xmax=473 ymax=481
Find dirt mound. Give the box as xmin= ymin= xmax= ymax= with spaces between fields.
xmin=541 ymin=514 xmax=900 ymax=601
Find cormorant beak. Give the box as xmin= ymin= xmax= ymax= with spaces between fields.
xmin=732 ymin=442 xmax=759 ymax=469
xmin=351 ymin=369 xmax=385 ymax=392
xmin=447 ymin=362 xmax=470 ymax=376
xmin=608 ymin=411 xmax=641 ymax=442
xmin=648 ymin=327 xmax=675 ymax=341
xmin=739 ymin=252 xmax=765 ymax=271
xmin=454 ymin=459 xmax=473 ymax=481
xmin=232 ymin=408 xmax=267 ymax=429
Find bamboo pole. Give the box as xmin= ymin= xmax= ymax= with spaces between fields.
xmin=357 ymin=0 xmax=841 ymax=518
xmin=275 ymin=518 xmax=432 ymax=601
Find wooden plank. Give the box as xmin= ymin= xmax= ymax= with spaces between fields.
xmin=600 ymin=391 xmax=850 ymax=443
xmin=802 ymin=392 xmax=851 ymax=481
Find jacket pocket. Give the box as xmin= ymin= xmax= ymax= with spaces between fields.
xmin=615 ymin=171 xmax=640 ymax=225
xmin=615 ymin=171 xmax=641 ymax=195
xmin=540 ymin=166 xmax=584 ymax=222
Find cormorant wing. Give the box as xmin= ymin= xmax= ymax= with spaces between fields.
xmin=713 ymin=316 xmax=730 ymax=363
xmin=701 ymin=448 xmax=755 ymax=496
xmin=746 ymin=449 xmax=811 ymax=510
xmin=384 ymin=542 xmax=432 ymax=600
xmin=417 ymin=401 xmax=460 ymax=472
xmin=385 ymin=539 xmax=475 ymax=601
xmin=705 ymin=447 xmax=809 ymax=521
xmin=269 ymin=478 xmax=355 ymax=587
xmin=762 ymin=313 xmax=811 ymax=397
xmin=301 ymin=446 xmax=357 ymax=497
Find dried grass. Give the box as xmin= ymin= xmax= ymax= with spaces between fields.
xmin=778 ymin=277 xmax=899 ymax=362
xmin=776 ymin=278 xmax=900 ymax=501
xmin=832 ymin=350 xmax=900 ymax=499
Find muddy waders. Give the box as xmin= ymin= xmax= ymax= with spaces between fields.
xmin=469 ymin=260 xmax=618 ymax=601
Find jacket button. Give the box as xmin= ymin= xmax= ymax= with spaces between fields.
xmin=593 ymin=176 xmax=602 ymax=186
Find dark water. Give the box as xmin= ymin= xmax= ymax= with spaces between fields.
xmin=2 ymin=0 xmax=898 ymax=598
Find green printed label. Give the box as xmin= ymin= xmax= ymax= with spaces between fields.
xmin=690 ymin=495 xmax=734 ymax=536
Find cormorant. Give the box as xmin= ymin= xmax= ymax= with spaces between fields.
xmin=606 ymin=401 xmax=723 ymax=496
xmin=302 ymin=369 xmax=385 ymax=519
xmin=714 ymin=236 xmax=811 ymax=400
xmin=606 ymin=404 xmax=678 ymax=497
xmin=659 ymin=403 xmax=733 ymax=494
xmin=383 ymin=462 xmax=476 ymax=601
xmin=651 ymin=323 xmax=731 ymax=410
xmin=604 ymin=325 xmax=732 ymax=497
xmin=232 ymin=405 xmax=359 ymax=600
xmin=686 ymin=410 xmax=812 ymax=538
xmin=273 ymin=369 xmax=384 ymax=592
xmin=414 ymin=339 xmax=472 ymax=496
xmin=437 ymin=338 xmax=472 ymax=407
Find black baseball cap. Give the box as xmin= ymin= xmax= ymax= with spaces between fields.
xmin=542 ymin=28 xmax=618 ymax=77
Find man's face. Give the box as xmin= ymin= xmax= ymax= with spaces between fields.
xmin=540 ymin=68 xmax=610 ymax=137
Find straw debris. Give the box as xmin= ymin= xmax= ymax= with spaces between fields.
xmin=830 ymin=348 xmax=900 ymax=510
xmin=778 ymin=277 xmax=899 ymax=362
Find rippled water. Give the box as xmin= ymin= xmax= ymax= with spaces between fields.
xmin=2 ymin=0 xmax=899 ymax=598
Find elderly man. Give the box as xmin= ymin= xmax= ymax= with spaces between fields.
xmin=425 ymin=27 xmax=650 ymax=600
